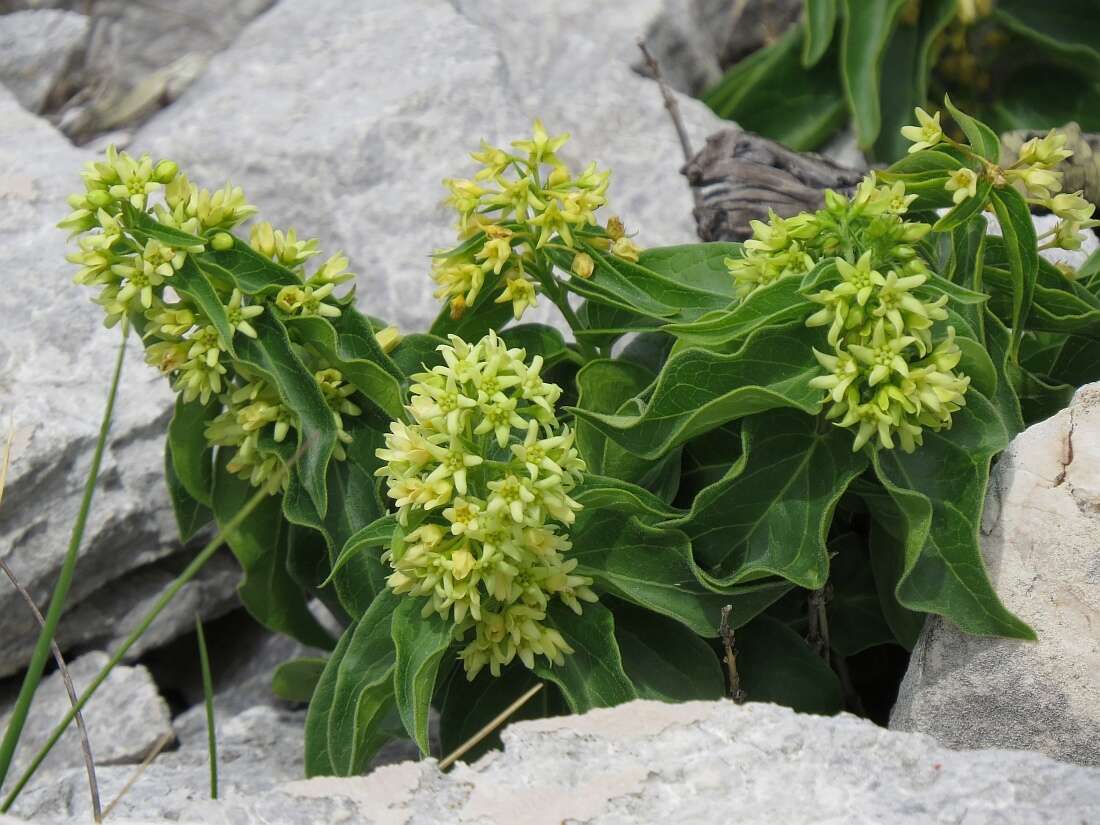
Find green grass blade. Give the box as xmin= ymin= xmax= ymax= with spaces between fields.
xmin=194 ymin=616 xmax=218 ymax=800
xmin=0 ymin=457 xmax=294 ymax=812
xmin=0 ymin=323 xmax=128 ymax=791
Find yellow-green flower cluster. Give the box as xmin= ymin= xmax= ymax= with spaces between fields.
xmin=432 ymin=120 xmax=636 ymax=321
xmin=728 ymin=176 xmax=971 ymax=452
xmin=63 ymin=147 xmax=380 ymax=491
xmin=377 ymin=332 xmax=594 ymax=679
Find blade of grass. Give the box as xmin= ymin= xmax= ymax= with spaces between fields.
xmin=0 ymin=323 xmax=128 ymax=792
xmin=437 ymin=682 xmax=544 ymax=770
xmin=1 ymin=454 xmax=298 ymax=812
xmin=194 ymin=615 xmax=218 ymax=800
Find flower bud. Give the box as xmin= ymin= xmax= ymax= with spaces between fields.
xmin=153 ymin=160 xmax=179 ymax=184
xmin=87 ymin=189 xmax=113 ymax=208
xmin=606 ymin=215 xmax=625 ymax=240
xmin=571 ymin=252 xmax=594 ymax=279
xmin=375 ymin=325 xmax=402 ymax=353
xmin=211 ymin=232 xmax=234 ymax=251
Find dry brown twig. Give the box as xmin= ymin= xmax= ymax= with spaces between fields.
xmin=438 ymin=682 xmax=544 ymax=770
xmin=101 ymin=730 xmax=175 ymax=820
xmin=719 ymin=605 xmax=746 ymax=703
xmin=0 ymin=426 xmax=103 ymax=822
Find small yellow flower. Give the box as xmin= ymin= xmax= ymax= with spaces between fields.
xmin=495 ymin=274 xmax=538 ymax=320
xmin=571 ymin=252 xmax=594 ymax=279
xmin=611 ymin=237 xmax=642 ymax=263
xmin=900 ymin=108 xmax=943 ymax=153
xmin=945 ymin=167 xmax=979 ymax=205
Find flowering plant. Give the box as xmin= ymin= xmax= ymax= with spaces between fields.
xmin=58 ymin=99 xmax=1100 ymax=774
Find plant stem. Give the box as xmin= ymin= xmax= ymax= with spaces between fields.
xmin=719 ymin=605 xmax=746 ymax=703
xmin=194 ymin=616 xmax=218 ymax=800
xmin=0 ymin=463 xmax=289 ymax=812
xmin=0 ymin=323 xmax=127 ymax=793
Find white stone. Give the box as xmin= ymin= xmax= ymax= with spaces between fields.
xmin=0 ymin=10 xmax=87 ymax=112
xmin=891 ymin=382 xmax=1100 ymax=765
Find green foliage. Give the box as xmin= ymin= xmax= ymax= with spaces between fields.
xmin=56 ymin=105 xmax=1100 ymax=787
xmin=705 ymin=0 xmax=1100 ymax=159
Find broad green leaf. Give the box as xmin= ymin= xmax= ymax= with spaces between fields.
xmin=389 ymin=333 xmax=447 ymax=379
xmin=945 ymin=94 xmax=1002 ymax=162
xmin=166 ymin=397 xmax=217 ymax=506
xmin=534 ymin=601 xmax=636 ymax=713
xmin=994 ymin=0 xmax=1100 ymax=72
xmin=680 ymin=423 xmax=743 ymax=494
xmin=273 ymin=658 xmax=328 ymax=703
xmin=328 ymin=513 xmax=400 ymax=584
xmin=569 ymin=473 xmax=684 ymax=522
xmin=637 ymin=243 xmax=740 ymax=297
xmin=392 ymin=599 xmax=453 ymax=756
xmin=164 ymin=446 xmax=211 ymax=542
xmin=437 ymin=663 xmax=557 ymax=761
xmin=173 ymin=257 xmax=237 ymax=357
xmin=571 ymin=510 xmax=791 ymax=636
xmin=664 ymin=274 xmax=811 ymax=347
xmin=826 ymin=533 xmax=896 ymax=656
xmin=704 ymin=24 xmax=846 ymax=150
xmin=500 ymin=323 xmax=580 ymax=368
xmin=234 ymin=312 xmax=337 ymax=515
xmin=955 ymin=335 xmax=998 ymax=397
xmin=989 ymin=186 xmax=1039 ymax=354
xmin=803 ymin=0 xmax=838 ymax=66
xmin=839 ymin=0 xmax=909 ymax=148
xmin=668 ymin=409 xmax=867 ymax=589
xmin=872 ymin=0 xmax=956 ymax=160
xmin=121 ymin=203 xmax=205 ymax=248
xmin=304 ymin=626 xmax=350 ymax=776
xmin=282 ymin=311 xmax=405 ymax=420
xmin=574 ymin=300 xmax=657 ymax=350
xmin=869 ymin=390 xmax=1035 ymax=638
xmin=199 ymin=236 xmax=299 ymax=296
xmin=988 ymin=71 xmax=1100 ymax=134
xmin=570 ymin=321 xmax=825 ymax=460
xmin=610 ymin=598 xmax=724 ymax=702
xmin=864 ymin=488 xmax=926 ymax=649
xmin=736 ymin=615 xmax=842 ymax=714
xmin=211 ymin=453 xmax=333 ymax=648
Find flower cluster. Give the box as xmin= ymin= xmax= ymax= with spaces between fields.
xmin=728 ymin=176 xmax=971 ymax=452
xmin=63 ymin=148 xmax=386 ymax=491
xmin=431 ymin=120 xmax=639 ymax=322
xmin=377 ymin=332 xmax=594 ymax=679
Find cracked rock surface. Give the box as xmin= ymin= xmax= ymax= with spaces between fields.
xmin=12 ymin=700 xmax=1100 ymax=823
xmin=891 ymin=382 xmax=1100 ymax=765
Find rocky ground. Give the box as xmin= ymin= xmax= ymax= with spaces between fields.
xmin=1 ymin=1 xmax=1099 ymax=823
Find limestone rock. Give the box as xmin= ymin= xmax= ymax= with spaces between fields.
xmin=13 ymin=700 xmax=1100 ymax=823
xmin=891 ymin=382 xmax=1100 ymax=765
xmin=0 ymin=10 xmax=87 ymax=113
xmin=0 ymin=651 xmax=173 ymax=781
xmin=133 ymin=0 xmax=726 ymax=334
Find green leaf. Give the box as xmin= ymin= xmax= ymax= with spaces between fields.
xmin=569 ymin=473 xmax=684 ymax=522
xmin=803 ymin=0 xmax=838 ymax=66
xmin=636 ymin=243 xmax=740 ymax=298
xmin=944 ymin=95 xmax=1002 ymax=162
xmin=987 ymin=71 xmax=1100 ymax=134
xmin=668 ymin=409 xmax=867 ymax=590
xmin=571 ymin=510 xmax=791 ymax=637
xmin=305 ymin=590 xmax=400 ymax=776
xmin=234 ymin=312 xmax=337 ymax=516
xmin=989 ymin=186 xmax=1039 ymax=354
xmin=994 ymin=0 xmax=1100 ymax=72
xmin=826 ymin=533 xmax=896 ymax=656
xmin=211 ymin=453 xmax=333 ymax=648
xmin=534 ymin=601 xmax=637 ymax=713
xmin=500 ymin=323 xmax=579 ymax=368
xmin=872 ymin=0 xmax=956 ymax=161
xmin=869 ymin=390 xmax=1035 ymax=639
xmin=664 ymin=274 xmax=812 ymax=348
xmin=705 ymin=25 xmax=847 ymax=151
xmin=121 ymin=203 xmax=206 ymax=248
xmin=570 ymin=321 xmax=825 ymax=460
xmin=282 ymin=311 xmax=405 ymax=421
xmin=173 ymin=257 xmax=237 ymax=357
xmin=164 ymin=445 xmax=212 ymax=542
xmin=736 ymin=616 xmax=842 ymax=714
xmin=198 ymin=237 xmax=299 ymax=297
xmin=611 ymin=598 xmax=724 ymax=702
xmin=167 ymin=397 xmax=217 ymax=506
xmin=392 ymin=599 xmax=453 ymax=756
xmin=389 ymin=333 xmax=447 ymax=379
xmin=839 ymin=0 xmax=909 ymax=149
xmin=273 ymin=658 xmax=328 ymax=703
xmin=327 ymin=513 xmax=400 ymax=584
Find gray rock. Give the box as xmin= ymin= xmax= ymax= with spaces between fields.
xmin=0 ymin=651 xmax=173 ymax=782
xmin=133 ymin=0 xmax=726 ymax=334
xmin=891 ymin=382 xmax=1100 ymax=766
xmin=0 ymin=10 xmax=87 ymax=113
xmin=0 ymin=86 xmax=194 ymax=679
xmin=13 ymin=700 xmax=1100 ymax=823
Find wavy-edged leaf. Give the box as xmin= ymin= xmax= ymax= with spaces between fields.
xmin=736 ymin=616 xmax=842 ymax=714
xmin=389 ymin=333 xmax=447 ymax=379
xmin=392 ymin=599 xmax=453 ymax=755
xmin=569 ymin=473 xmax=684 ymax=522
xmin=570 ymin=321 xmax=824 ymax=460
xmin=665 ymin=274 xmax=811 ymax=347
xmin=534 ymin=601 xmax=636 ymax=713
xmin=611 ymin=598 xmax=724 ymax=702
xmin=839 ymin=0 xmax=908 ymax=149
xmin=944 ymin=94 xmax=1002 ymax=162
xmin=328 ymin=513 xmax=399 ymax=584
xmin=500 ymin=323 xmax=579 ymax=369
xmin=803 ymin=0 xmax=838 ymax=66
xmin=637 ymin=243 xmax=740 ymax=298
xmin=273 ymin=657 xmax=327 ymax=703
xmin=668 ymin=409 xmax=866 ymax=590
xmin=199 ymin=237 xmax=300 ymax=296
xmin=167 ymin=397 xmax=217 ymax=506
xmin=211 ymin=453 xmax=333 ymax=648
xmin=571 ymin=511 xmax=791 ymax=637
xmin=869 ymin=390 xmax=1034 ymax=638
xmin=989 ymin=186 xmax=1039 ymax=354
